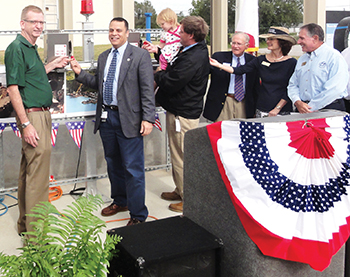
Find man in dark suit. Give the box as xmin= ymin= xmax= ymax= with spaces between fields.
xmin=70 ymin=17 xmax=155 ymax=226
xmin=203 ymin=32 xmax=258 ymax=121
xmin=154 ymin=16 xmax=210 ymax=213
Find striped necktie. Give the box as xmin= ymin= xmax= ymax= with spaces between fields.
xmin=234 ymin=57 xmax=244 ymax=102
xmin=104 ymin=49 xmax=118 ymax=105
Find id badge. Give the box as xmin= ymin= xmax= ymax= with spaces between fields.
xmin=175 ymin=117 xmax=181 ymax=132
xmin=101 ymin=110 xmax=108 ymax=122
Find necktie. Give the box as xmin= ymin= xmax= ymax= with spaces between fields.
xmin=234 ymin=57 xmax=244 ymax=102
xmin=104 ymin=49 xmax=118 ymax=105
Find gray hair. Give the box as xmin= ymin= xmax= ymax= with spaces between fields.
xmin=21 ymin=5 xmax=43 ymax=20
xmin=232 ymin=32 xmax=250 ymax=44
xmin=300 ymin=23 xmax=324 ymax=42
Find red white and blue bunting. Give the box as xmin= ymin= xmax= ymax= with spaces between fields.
xmin=0 ymin=121 xmax=86 ymax=149
xmin=51 ymin=123 xmax=59 ymax=147
xmin=0 ymin=123 xmax=6 ymax=135
xmin=153 ymin=113 xmax=162 ymax=132
xmin=206 ymin=115 xmax=350 ymax=271
xmin=65 ymin=121 xmax=85 ymax=148
xmin=10 ymin=123 xmax=21 ymax=139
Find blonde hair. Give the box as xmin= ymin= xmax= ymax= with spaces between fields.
xmin=21 ymin=5 xmax=43 ymax=20
xmin=156 ymin=8 xmax=178 ymax=26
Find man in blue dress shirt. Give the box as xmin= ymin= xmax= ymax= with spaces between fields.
xmin=288 ymin=23 xmax=349 ymax=113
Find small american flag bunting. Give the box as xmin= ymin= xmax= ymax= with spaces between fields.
xmin=153 ymin=113 xmax=162 ymax=132
xmin=51 ymin=123 xmax=59 ymax=147
xmin=65 ymin=121 xmax=85 ymax=148
xmin=0 ymin=123 xmax=7 ymax=135
xmin=10 ymin=123 xmax=21 ymax=139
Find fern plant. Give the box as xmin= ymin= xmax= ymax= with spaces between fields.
xmin=0 ymin=195 xmax=122 ymax=277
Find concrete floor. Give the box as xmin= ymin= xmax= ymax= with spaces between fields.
xmin=0 ymin=169 xmax=179 ymax=257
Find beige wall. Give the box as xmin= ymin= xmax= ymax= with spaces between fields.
xmin=303 ymin=0 xmax=326 ymax=31
xmin=210 ymin=0 xmax=228 ymax=54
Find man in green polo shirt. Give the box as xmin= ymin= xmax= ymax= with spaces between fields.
xmin=5 ymin=5 xmax=68 ymax=238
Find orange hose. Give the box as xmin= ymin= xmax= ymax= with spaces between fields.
xmin=49 ymin=175 xmax=63 ymax=202
xmin=49 ymin=186 xmax=63 ymax=202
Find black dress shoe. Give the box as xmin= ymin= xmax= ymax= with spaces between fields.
xmin=127 ymin=218 xmax=144 ymax=226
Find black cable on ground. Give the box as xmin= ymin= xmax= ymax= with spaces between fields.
xmin=0 ymin=202 xmax=18 ymax=212
xmin=69 ymin=129 xmax=86 ymax=196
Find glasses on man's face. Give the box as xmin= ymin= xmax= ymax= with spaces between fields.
xmin=230 ymin=42 xmax=245 ymax=46
xmin=24 ymin=20 xmax=46 ymax=26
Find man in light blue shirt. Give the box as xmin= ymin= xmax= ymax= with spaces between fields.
xmin=288 ymin=23 xmax=349 ymax=113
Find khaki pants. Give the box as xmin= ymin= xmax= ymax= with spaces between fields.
xmin=166 ymin=112 xmax=199 ymax=199
xmin=16 ymin=111 xmax=51 ymax=235
xmin=216 ymin=96 xmax=246 ymax=122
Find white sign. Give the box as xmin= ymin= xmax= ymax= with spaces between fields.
xmin=54 ymin=44 xmax=67 ymax=56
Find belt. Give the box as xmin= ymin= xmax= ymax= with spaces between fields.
xmin=330 ymin=99 xmax=343 ymax=104
xmin=302 ymin=99 xmax=343 ymax=105
xmin=227 ymin=94 xmax=235 ymax=99
xmin=26 ymin=107 xmax=50 ymax=113
xmin=103 ymin=105 xmax=118 ymax=110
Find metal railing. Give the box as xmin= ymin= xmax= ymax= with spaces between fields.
xmin=0 ymin=29 xmax=163 ymax=36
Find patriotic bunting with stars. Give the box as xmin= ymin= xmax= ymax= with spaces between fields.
xmin=206 ymin=114 xmax=350 ymax=271
xmin=0 ymin=123 xmax=7 ymax=135
xmin=65 ymin=121 xmax=85 ymax=148
xmin=51 ymin=123 xmax=59 ymax=147
xmin=10 ymin=123 xmax=21 ymax=139
xmin=153 ymin=113 xmax=162 ymax=132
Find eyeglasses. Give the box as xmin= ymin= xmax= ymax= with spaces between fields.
xmin=23 ymin=20 xmax=46 ymax=25
xmin=230 ymin=42 xmax=246 ymax=46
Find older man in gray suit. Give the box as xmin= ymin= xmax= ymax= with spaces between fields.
xmin=70 ymin=17 xmax=155 ymax=226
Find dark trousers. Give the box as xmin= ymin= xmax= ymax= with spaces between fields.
xmin=99 ymin=109 xmax=148 ymax=221
xmin=321 ymin=98 xmax=346 ymax=111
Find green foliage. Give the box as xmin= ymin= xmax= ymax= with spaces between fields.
xmin=189 ymin=0 xmax=236 ymax=33
xmin=190 ymin=0 xmax=211 ymax=24
xmin=227 ymin=0 xmax=236 ymax=33
xmin=0 ymin=195 xmax=122 ymax=277
xmin=133 ymin=1 xmax=188 ymax=30
xmin=189 ymin=0 xmax=302 ymax=35
xmin=259 ymin=0 xmax=303 ymax=33
xmin=177 ymin=11 xmax=186 ymax=23
xmin=134 ymin=0 xmax=158 ymax=28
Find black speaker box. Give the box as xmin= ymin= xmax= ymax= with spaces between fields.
xmin=107 ymin=215 xmax=223 ymax=277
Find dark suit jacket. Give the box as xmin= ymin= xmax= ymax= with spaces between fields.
xmin=155 ymin=40 xmax=210 ymax=119
xmin=203 ymin=51 xmax=258 ymax=121
xmin=76 ymin=43 xmax=155 ymax=138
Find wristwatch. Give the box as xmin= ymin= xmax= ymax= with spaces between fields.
xmin=21 ymin=121 xmax=31 ymax=129
xmin=276 ymin=105 xmax=282 ymax=110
